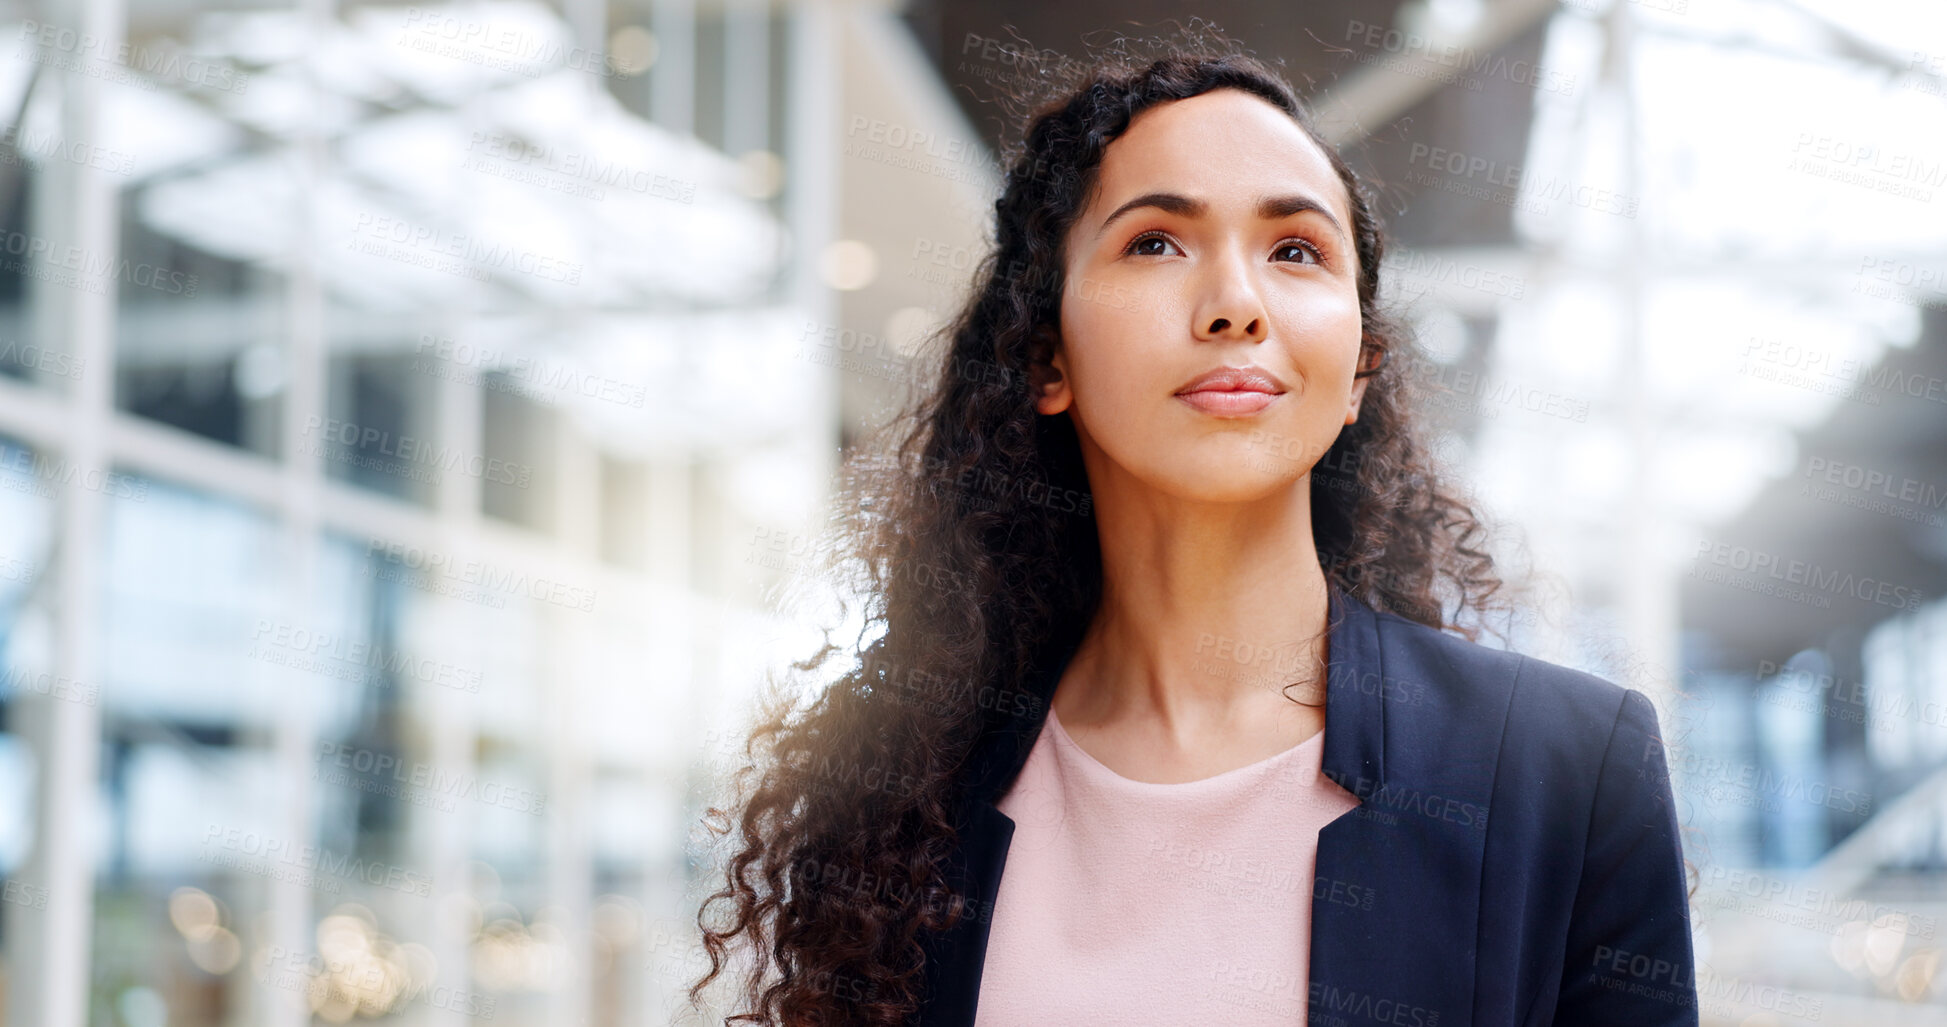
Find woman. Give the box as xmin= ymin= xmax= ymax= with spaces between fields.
xmin=690 ymin=34 xmax=1698 ymax=1027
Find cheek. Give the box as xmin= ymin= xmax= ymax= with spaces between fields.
xmin=1059 ymin=294 xmax=1162 ymax=397
xmin=1277 ymin=290 xmax=1364 ymax=372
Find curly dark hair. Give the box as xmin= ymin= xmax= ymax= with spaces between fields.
xmin=684 ymin=25 xmax=1523 ymax=1027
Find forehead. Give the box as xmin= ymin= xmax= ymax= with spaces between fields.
xmin=1083 ymin=88 xmax=1352 ymax=230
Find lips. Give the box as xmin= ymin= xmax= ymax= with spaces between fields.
xmin=1174 ymin=365 xmax=1286 ymax=418
xmin=1175 ymin=365 xmax=1287 ymax=396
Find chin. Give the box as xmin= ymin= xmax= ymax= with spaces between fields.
xmin=1154 ymin=461 xmax=1302 ymax=503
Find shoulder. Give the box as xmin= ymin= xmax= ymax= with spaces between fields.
xmin=1363 ymin=609 xmax=1686 ymax=886
xmin=1368 ymin=606 xmax=1659 ymax=766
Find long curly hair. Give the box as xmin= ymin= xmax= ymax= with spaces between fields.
xmin=685 ymin=28 xmax=1519 ymax=1027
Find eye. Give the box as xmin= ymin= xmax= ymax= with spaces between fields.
xmin=1273 ymin=239 xmax=1325 ymax=265
xmin=1124 ymin=230 xmax=1182 ymax=257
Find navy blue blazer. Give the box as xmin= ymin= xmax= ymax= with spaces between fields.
xmin=911 ymin=582 xmax=1698 ymax=1026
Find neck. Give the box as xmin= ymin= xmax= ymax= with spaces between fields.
xmin=1058 ymin=463 xmax=1333 ymax=738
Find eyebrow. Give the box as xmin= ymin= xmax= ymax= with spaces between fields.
xmin=1092 ymin=191 xmax=1348 ymax=245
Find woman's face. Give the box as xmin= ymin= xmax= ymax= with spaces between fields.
xmin=1035 ymin=88 xmax=1369 ymax=504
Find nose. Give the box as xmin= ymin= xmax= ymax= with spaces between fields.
xmin=1192 ymin=250 xmax=1267 ymax=342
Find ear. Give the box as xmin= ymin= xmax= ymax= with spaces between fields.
xmin=1345 ymin=341 xmax=1381 ymax=425
xmin=1028 ymin=324 xmax=1072 ymax=415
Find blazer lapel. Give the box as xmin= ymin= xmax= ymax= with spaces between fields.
xmin=1310 ymin=585 xmax=1499 ymax=1027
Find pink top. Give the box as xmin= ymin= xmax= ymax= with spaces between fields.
xmin=972 ymin=707 xmax=1362 ymax=1025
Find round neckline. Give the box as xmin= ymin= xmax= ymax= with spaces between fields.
xmin=1043 ymin=706 xmax=1326 ymax=788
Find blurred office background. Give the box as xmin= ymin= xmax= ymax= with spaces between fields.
xmin=0 ymin=0 xmax=1941 ymax=1024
